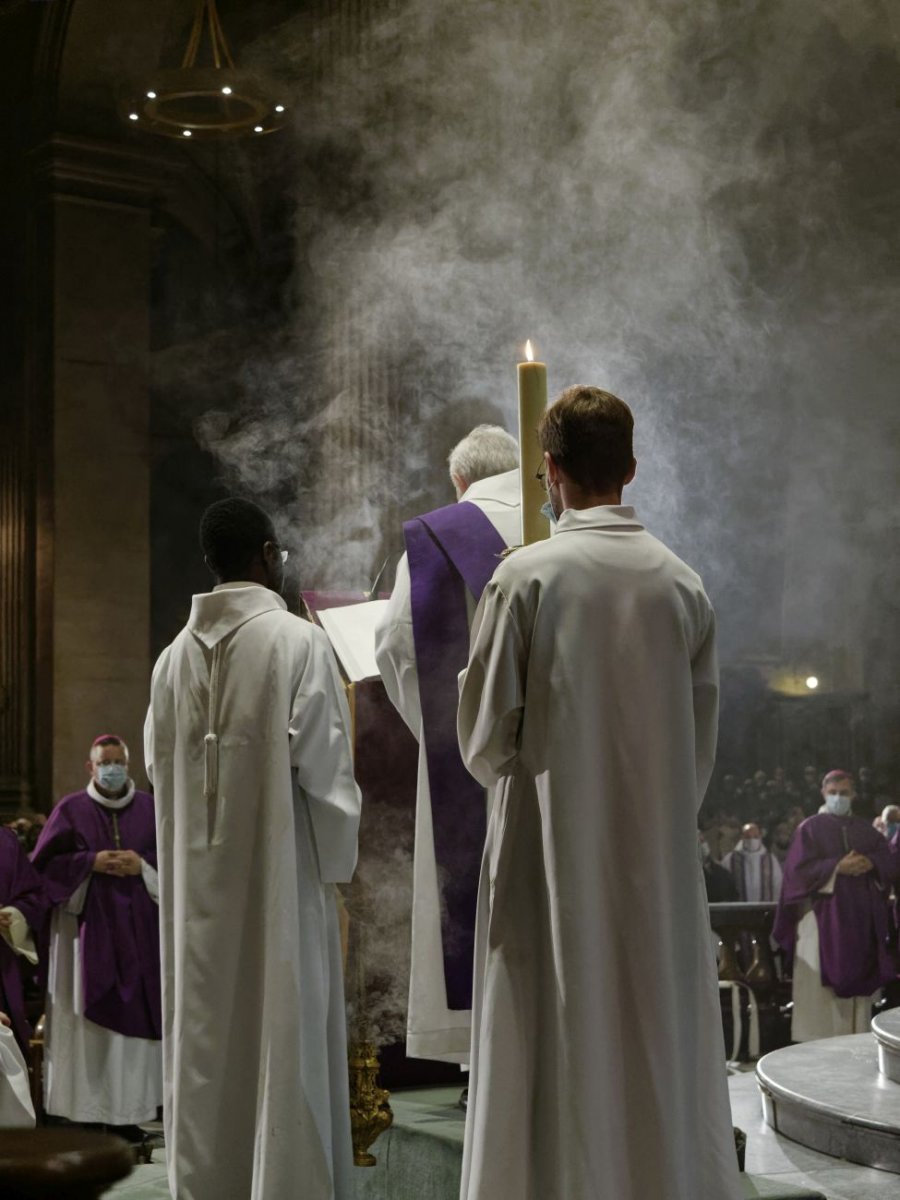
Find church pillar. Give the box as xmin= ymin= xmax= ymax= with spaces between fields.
xmin=30 ymin=137 xmax=162 ymax=803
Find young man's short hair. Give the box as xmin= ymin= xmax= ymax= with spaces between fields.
xmin=538 ymin=386 xmax=634 ymax=495
xmin=199 ymin=498 xmax=276 ymax=579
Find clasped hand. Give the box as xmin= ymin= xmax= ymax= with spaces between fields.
xmin=837 ymin=850 xmax=874 ymax=876
xmin=93 ymin=849 xmax=142 ymax=876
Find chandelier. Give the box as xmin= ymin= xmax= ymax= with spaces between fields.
xmin=124 ymin=0 xmax=286 ymax=140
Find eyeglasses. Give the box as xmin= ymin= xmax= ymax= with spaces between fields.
xmin=535 ymin=469 xmax=548 ymax=486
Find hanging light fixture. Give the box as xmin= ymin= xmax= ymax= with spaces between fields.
xmin=124 ymin=0 xmax=286 ymax=139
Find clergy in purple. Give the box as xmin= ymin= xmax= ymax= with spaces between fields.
xmin=0 ymin=827 xmax=48 ymax=1053
xmin=31 ymin=734 xmax=162 ymax=1129
xmin=774 ymin=768 xmax=898 ymax=1041
xmin=375 ymin=425 xmax=521 ymax=1063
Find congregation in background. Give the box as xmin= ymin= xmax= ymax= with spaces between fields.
xmin=700 ymin=764 xmax=900 ymax=1045
xmin=0 ymin=409 xmax=898 ymax=1200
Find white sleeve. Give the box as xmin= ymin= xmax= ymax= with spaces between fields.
xmin=289 ymin=627 xmax=362 ymax=883
xmin=818 ymin=865 xmax=839 ymax=896
xmin=457 ymin=581 xmax=525 ymax=788
xmin=373 ymin=552 xmax=421 ymax=738
xmin=691 ymin=606 xmax=719 ymax=810
xmin=144 ymin=645 xmax=172 ymax=786
xmin=140 ymin=860 xmax=160 ymax=906
xmin=0 ymin=908 xmax=38 ymax=966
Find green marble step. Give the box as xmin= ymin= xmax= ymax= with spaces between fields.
xmin=110 ymin=1152 xmax=825 ymax=1200
xmin=106 ymin=1082 xmax=829 ymax=1199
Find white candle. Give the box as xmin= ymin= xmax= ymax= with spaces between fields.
xmin=517 ymin=340 xmax=550 ymax=545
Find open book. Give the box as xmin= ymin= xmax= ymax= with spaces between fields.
xmin=316 ymin=599 xmax=390 ymax=683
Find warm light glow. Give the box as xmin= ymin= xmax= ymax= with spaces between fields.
xmin=182 ymin=129 xmax=192 ymax=137
xmin=806 ymin=676 xmax=819 ymax=690
xmin=146 ymin=91 xmax=157 ymax=99
xmin=129 ymin=113 xmax=139 ymax=121
xmin=254 ymin=125 xmax=264 ymax=133
xmin=524 ymin=339 xmax=534 ymax=363
xmin=275 ymin=104 xmax=285 ymax=113
xmin=221 ymin=86 xmax=233 ymax=95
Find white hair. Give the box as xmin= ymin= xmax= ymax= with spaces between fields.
xmin=447 ymin=424 xmax=518 ymax=486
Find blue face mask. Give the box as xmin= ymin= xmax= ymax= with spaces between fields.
xmin=824 ymin=792 xmax=851 ymax=817
xmin=96 ymin=762 xmax=128 ymax=793
xmin=886 ymin=822 xmax=899 ymax=841
xmin=540 ymin=500 xmax=558 ymax=527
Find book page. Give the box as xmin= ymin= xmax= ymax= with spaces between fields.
xmin=317 ymin=599 xmax=390 ymax=682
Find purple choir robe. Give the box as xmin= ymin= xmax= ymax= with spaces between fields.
xmin=774 ymin=812 xmax=898 ymax=998
xmin=31 ymin=790 xmax=161 ymax=1040
xmin=0 ymin=828 xmax=48 ymax=1052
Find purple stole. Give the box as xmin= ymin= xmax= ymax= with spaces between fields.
xmin=31 ymin=790 xmax=162 ymax=1040
xmin=404 ymin=501 xmax=507 ymax=1009
xmin=728 ymin=849 xmax=776 ymax=901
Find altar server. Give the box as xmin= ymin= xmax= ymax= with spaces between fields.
xmin=31 ymin=736 xmax=162 ymax=1136
xmin=375 ymin=425 xmax=519 ymax=1063
xmin=457 ymin=387 xmax=742 ymax=1200
xmin=774 ymin=769 xmax=897 ymax=1041
xmin=0 ymin=827 xmax=48 ymax=1054
xmin=145 ymin=497 xmax=361 ymax=1200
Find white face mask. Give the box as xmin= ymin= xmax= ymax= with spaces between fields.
xmin=824 ymin=792 xmax=852 ymax=817
xmin=699 ymin=841 xmax=711 ymax=863
xmin=742 ymin=837 xmax=762 ymax=853
xmin=96 ymin=762 xmax=128 ymax=793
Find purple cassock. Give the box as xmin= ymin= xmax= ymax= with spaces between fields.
xmin=31 ymin=790 xmax=161 ymax=1040
xmin=404 ymin=501 xmax=507 ymax=1010
xmin=0 ymin=828 xmax=49 ymax=1052
xmin=774 ymin=812 xmax=899 ymax=998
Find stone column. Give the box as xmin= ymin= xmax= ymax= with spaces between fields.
xmin=30 ymin=137 xmax=165 ymax=801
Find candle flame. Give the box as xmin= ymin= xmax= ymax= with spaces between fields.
xmin=524 ymin=339 xmax=534 ymax=363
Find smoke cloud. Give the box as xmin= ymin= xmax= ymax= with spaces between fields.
xmin=194 ymin=0 xmax=899 ymax=684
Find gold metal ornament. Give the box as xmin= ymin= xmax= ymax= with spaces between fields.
xmin=348 ymin=1040 xmax=393 ymax=1167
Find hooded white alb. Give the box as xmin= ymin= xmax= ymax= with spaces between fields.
xmin=145 ymin=582 xmax=361 ymax=1200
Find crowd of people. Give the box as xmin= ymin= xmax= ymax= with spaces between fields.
xmin=699 ymin=765 xmax=900 ymax=1046
xmin=1 ymin=396 xmax=896 ymax=1200
xmin=699 ymin=763 xmax=900 ymax=911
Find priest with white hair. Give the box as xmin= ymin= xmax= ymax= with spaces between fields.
xmin=375 ymin=424 xmax=520 ymax=1064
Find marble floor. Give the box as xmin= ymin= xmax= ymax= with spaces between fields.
xmin=105 ymin=1070 xmax=900 ymax=1199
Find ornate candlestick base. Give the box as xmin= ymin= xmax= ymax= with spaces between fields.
xmin=348 ymin=1040 xmax=393 ymax=1166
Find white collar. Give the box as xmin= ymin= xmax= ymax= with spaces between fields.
xmin=462 ymin=468 xmax=520 ymax=508
xmin=87 ymin=779 xmax=135 ymax=810
xmin=188 ymin=583 xmax=286 ymax=649
xmin=555 ymin=505 xmax=644 ymax=534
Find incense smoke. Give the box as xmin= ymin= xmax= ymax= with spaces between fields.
xmin=195 ymin=0 xmax=899 ymax=680
xmin=172 ymin=0 xmax=900 ymax=1048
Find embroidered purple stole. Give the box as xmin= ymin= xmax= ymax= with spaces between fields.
xmin=404 ymin=501 xmax=506 ymax=1009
